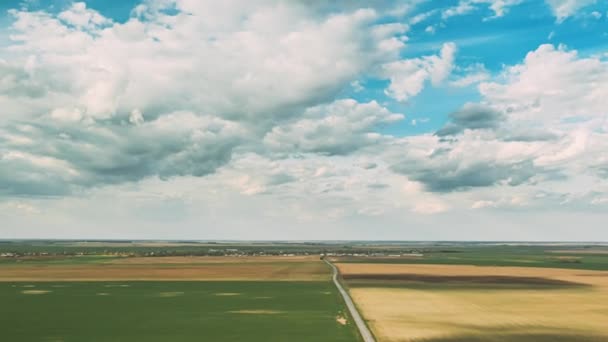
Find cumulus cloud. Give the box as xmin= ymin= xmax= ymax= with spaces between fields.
xmin=382 ymin=42 xmax=457 ymax=101
xmin=0 ymin=0 xmax=411 ymax=196
xmin=436 ymin=103 xmax=504 ymax=136
xmin=2 ymin=1 xmax=405 ymax=123
xmin=479 ymin=44 xmax=607 ymax=120
xmin=57 ymin=2 xmax=112 ymax=30
xmin=389 ymin=134 xmax=545 ymax=192
xmin=263 ymin=99 xmax=403 ymax=155
xmin=388 ymin=43 xmax=608 ymax=198
xmin=0 ymin=111 xmax=245 ymax=196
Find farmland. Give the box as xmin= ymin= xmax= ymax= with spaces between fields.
xmin=0 ymin=281 xmax=358 ymax=342
xmin=334 ymin=261 xmax=608 ymax=342
xmin=2 ymin=241 xmax=608 ymax=341
xmin=0 ymin=255 xmax=329 ymax=281
xmin=0 ymin=250 xmax=360 ymax=341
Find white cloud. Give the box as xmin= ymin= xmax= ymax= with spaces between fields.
xmin=450 ymin=63 xmax=490 ymax=87
xmin=442 ymin=1 xmax=476 ymax=19
xmin=590 ymin=11 xmax=602 ymax=19
xmin=0 ymin=1 xmax=411 ymax=196
xmin=128 ymin=109 xmax=144 ymax=125
xmin=3 ymin=2 xmax=402 ymax=125
xmin=545 ymin=0 xmax=597 ymax=23
xmin=409 ymin=9 xmax=438 ymax=25
xmin=479 ymin=44 xmax=607 ymax=121
xmin=57 ymin=2 xmax=112 ymax=30
xmin=442 ymin=0 xmax=523 ymax=20
xmin=387 ymin=43 xmax=608 ymax=213
xmin=350 ymin=80 xmax=364 ymax=92
xmin=264 ymin=99 xmax=403 ymax=155
xmin=382 ymin=42 xmax=457 ymax=101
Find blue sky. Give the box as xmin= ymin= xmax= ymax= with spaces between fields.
xmin=1 ymin=1 xmax=608 ymax=240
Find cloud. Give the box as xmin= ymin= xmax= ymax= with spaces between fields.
xmin=389 ymin=135 xmax=544 ymax=192
xmin=479 ymin=44 xmax=607 ymax=121
xmin=545 ymin=0 xmax=597 ymax=23
xmin=409 ymin=9 xmax=439 ymax=25
xmin=388 ymin=43 xmax=608 ymax=196
xmin=0 ymin=112 xmax=245 ymax=196
xmin=0 ymin=1 xmax=412 ymax=197
xmin=450 ymin=63 xmax=490 ymax=87
xmin=57 ymin=2 xmax=112 ymax=30
xmin=263 ymin=99 xmax=403 ymax=155
xmin=436 ymin=103 xmax=504 ymax=136
xmin=382 ymin=42 xmax=457 ymax=101
xmin=2 ymin=2 xmax=404 ymax=124
xmin=442 ymin=0 xmax=523 ymax=20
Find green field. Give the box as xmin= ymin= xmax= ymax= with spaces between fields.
xmin=337 ymin=245 xmax=608 ymax=270
xmin=0 ymin=281 xmax=359 ymax=342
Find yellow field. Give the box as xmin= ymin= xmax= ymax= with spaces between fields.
xmin=0 ymin=256 xmax=328 ymax=281
xmin=337 ymin=263 xmax=608 ymax=342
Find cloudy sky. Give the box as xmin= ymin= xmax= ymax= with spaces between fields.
xmin=1 ymin=0 xmax=608 ymax=240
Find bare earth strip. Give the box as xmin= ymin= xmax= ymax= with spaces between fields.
xmin=337 ymin=263 xmax=608 ymax=342
xmin=336 ymin=263 xmax=608 ymax=287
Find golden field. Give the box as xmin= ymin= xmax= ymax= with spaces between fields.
xmin=336 ymin=263 xmax=608 ymax=342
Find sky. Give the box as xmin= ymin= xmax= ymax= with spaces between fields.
xmin=1 ymin=0 xmax=608 ymax=241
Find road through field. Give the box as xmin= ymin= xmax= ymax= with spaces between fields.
xmin=325 ymin=259 xmax=375 ymax=342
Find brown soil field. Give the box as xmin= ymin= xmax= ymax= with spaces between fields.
xmin=341 ymin=273 xmax=585 ymax=287
xmin=337 ymin=263 xmax=608 ymax=342
xmin=0 ymin=258 xmax=328 ymax=281
xmin=336 ymin=263 xmax=608 ymax=287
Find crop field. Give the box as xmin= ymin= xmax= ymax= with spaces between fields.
xmin=0 ymin=281 xmax=358 ymax=342
xmin=0 ymin=255 xmax=360 ymax=341
xmin=335 ymin=245 xmax=608 ymax=271
xmin=335 ymin=262 xmax=608 ymax=342
xmin=0 ymin=256 xmax=329 ymax=281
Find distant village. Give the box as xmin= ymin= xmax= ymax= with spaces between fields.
xmin=1 ymin=248 xmax=425 ymax=259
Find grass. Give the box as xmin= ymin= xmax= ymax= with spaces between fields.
xmin=0 ymin=281 xmax=360 ymax=342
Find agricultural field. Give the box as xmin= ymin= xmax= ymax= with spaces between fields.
xmin=0 ymin=255 xmax=329 ymax=281
xmin=0 ymin=254 xmax=360 ymax=341
xmin=0 ymin=281 xmax=358 ymax=342
xmin=3 ymin=241 xmax=608 ymax=341
xmin=335 ymin=244 xmax=608 ymax=271
xmin=334 ymin=260 xmax=608 ymax=342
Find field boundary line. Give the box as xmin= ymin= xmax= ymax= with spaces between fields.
xmin=324 ymin=259 xmax=375 ymax=342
